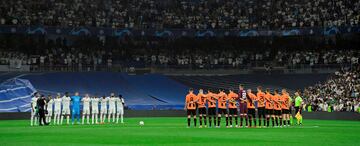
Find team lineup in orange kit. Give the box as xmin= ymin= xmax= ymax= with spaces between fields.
xmin=184 ymin=85 xmax=294 ymax=128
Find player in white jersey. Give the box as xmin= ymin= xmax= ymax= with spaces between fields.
xmin=53 ymin=93 xmax=62 ymax=125
xmin=100 ymin=96 xmax=108 ymax=124
xmin=116 ymin=95 xmax=125 ymax=124
xmin=46 ymin=95 xmax=54 ymax=123
xmin=108 ymin=93 xmax=117 ymax=123
xmin=61 ymin=92 xmax=71 ymax=125
xmin=91 ymin=96 xmax=100 ymax=124
xmin=30 ymin=92 xmax=40 ymax=126
xmin=81 ymin=94 xmax=91 ymax=124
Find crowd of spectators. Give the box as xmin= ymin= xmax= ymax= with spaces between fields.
xmin=1 ymin=47 xmax=359 ymax=70
xmin=0 ymin=0 xmax=359 ymax=29
xmin=303 ymin=66 xmax=360 ymax=112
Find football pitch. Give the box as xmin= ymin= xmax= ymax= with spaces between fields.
xmin=0 ymin=117 xmax=359 ymax=146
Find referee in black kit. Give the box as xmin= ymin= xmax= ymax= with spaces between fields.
xmin=37 ymin=95 xmax=49 ymax=126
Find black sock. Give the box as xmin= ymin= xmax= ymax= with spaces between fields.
xmin=249 ymin=118 xmax=252 ymax=127
xmin=204 ymin=116 xmax=207 ymax=126
xmin=254 ymin=118 xmax=257 ymax=126
xmin=214 ymin=117 xmax=217 ymax=126
xmin=218 ymin=117 xmax=221 ymax=126
xmin=288 ymin=120 xmax=290 ymax=125
xmin=275 ymin=118 xmax=278 ymax=126
xmin=199 ymin=117 xmax=202 ymax=126
xmin=259 ymin=118 xmax=261 ymax=127
xmin=235 ymin=117 xmax=238 ymax=125
xmin=263 ymin=118 xmax=266 ymax=126
xmin=245 ymin=116 xmax=248 ymax=126
xmin=283 ymin=120 xmax=286 ymax=126
xmin=187 ymin=118 xmax=190 ymax=127
xmin=208 ymin=117 xmax=211 ymax=127
xmin=229 ymin=117 xmax=232 ymax=126
xmin=280 ymin=118 xmax=283 ymax=126
xmin=266 ymin=117 xmax=270 ymax=127
xmin=240 ymin=116 xmax=243 ymax=126
xmin=272 ymin=117 xmax=275 ymax=127
xmin=194 ymin=118 xmax=197 ymax=127
xmin=226 ymin=117 xmax=229 ymax=126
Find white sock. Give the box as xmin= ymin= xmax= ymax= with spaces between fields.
xmin=82 ymin=115 xmax=85 ymax=124
xmin=116 ymin=114 xmax=119 ymax=123
xmin=87 ymin=115 xmax=89 ymax=124
xmin=95 ymin=114 xmax=98 ymax=123
xmin=121 ymin=114 xmax=124 ymax=123
xmin=92 ymin=114 xmax=94 ymax=124
xmin=67 ymin=116 xmax=70 ymax=124
xmin=60 ymin=116 xmax=64 ymax=125
xmin=31 ymin=116 xmax=33 ymax=126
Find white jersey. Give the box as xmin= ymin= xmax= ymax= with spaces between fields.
xmin=91 ymin=98 xmax=99 ymax=109
xmin=82 ymin=97 xmax=91 ymax=110
xmin=116 ymin=98 xmax=124 ymax=109
xmin=31 ymin=97 xmax=38 ymax=110
xmin=54 ymin=98 xmax=62 ymax=110
xmin=108 ymin=97 xmax=116 ymax=109
xmin=62 ymin=96 xmax=71 ymax=109
xmin=100 ymin=97 xmax=108 ymax=110
xmin=47 ymin=99 xmax=54 ymax=111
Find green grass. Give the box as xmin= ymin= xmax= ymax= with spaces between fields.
xmin=0 ymin=117 xmax=359 ymax=146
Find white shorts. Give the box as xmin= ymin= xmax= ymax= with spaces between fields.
xmin=108 ymin=107 xmax=116 ymax=114
xmin=46 ymin=110 xmax=53 ymax=116
xmin=117 ymin=108 xmax=124 ymax=115
xmin=31 ymin=109 xmax=38 ymax=117
xmin=54 ymin=109 xmax=61 ymax=115
xmin=62 ymin=108 xmax=70 ymax=115
xmin=101 ymin=108 xmax=107 ymax=114
xmin=83 ymin=108 xmax=90 ymax=115
xmin=92 ymin=107 xmax=99 ymax=114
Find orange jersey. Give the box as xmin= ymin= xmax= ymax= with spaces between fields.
xmin=197 ymin=93 xmax=207 ymax=108
xmin=185 ymin=93 xmax=198 ymax=110
xmin=206 ymin=92 xmax=217 ymax=108
xmin=217 ymin=92 xmax=228 ymax=109
xmin=247 ymin=92 xmax=257 ymax=109
xmin=257 ymin=91 xmax=266 ymax=108
xmin=281 ymin=93 xmax=290 ymax=110
xmin=272 ymin=94 xmax=282 ymax=110
xmin=264 ymin=93 xmax=273 ymax=109
xmin=227 ymin=92 xmax=239 ymax=109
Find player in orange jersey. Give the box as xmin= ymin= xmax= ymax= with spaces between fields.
xmin=246 ymin=89 xmax=257 ymax=127
xmin=184 ymin=88 xmax=198 ymax=128
xmin=227 ymin=89 xmax=239 ymax=128
xmin=206 ymin=89 xmax=218 ymax=128
xmin=217 ymin=89 xmax=228 ymax=128
xmin=197 ymin=89 xmax=208 ymax=128
xmin=264 ymin=88 xmax=274 ymax=127
xmin=281 ymin=89 xmax=291 ymax=127
xmin=256 ymin=86 xmax=266 ymax=127
xmin=272 ymin=89 xmax=282 ymax=127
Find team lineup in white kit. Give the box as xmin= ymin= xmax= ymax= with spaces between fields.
xmin=30 ymin=92 xmax=125 ymax=126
